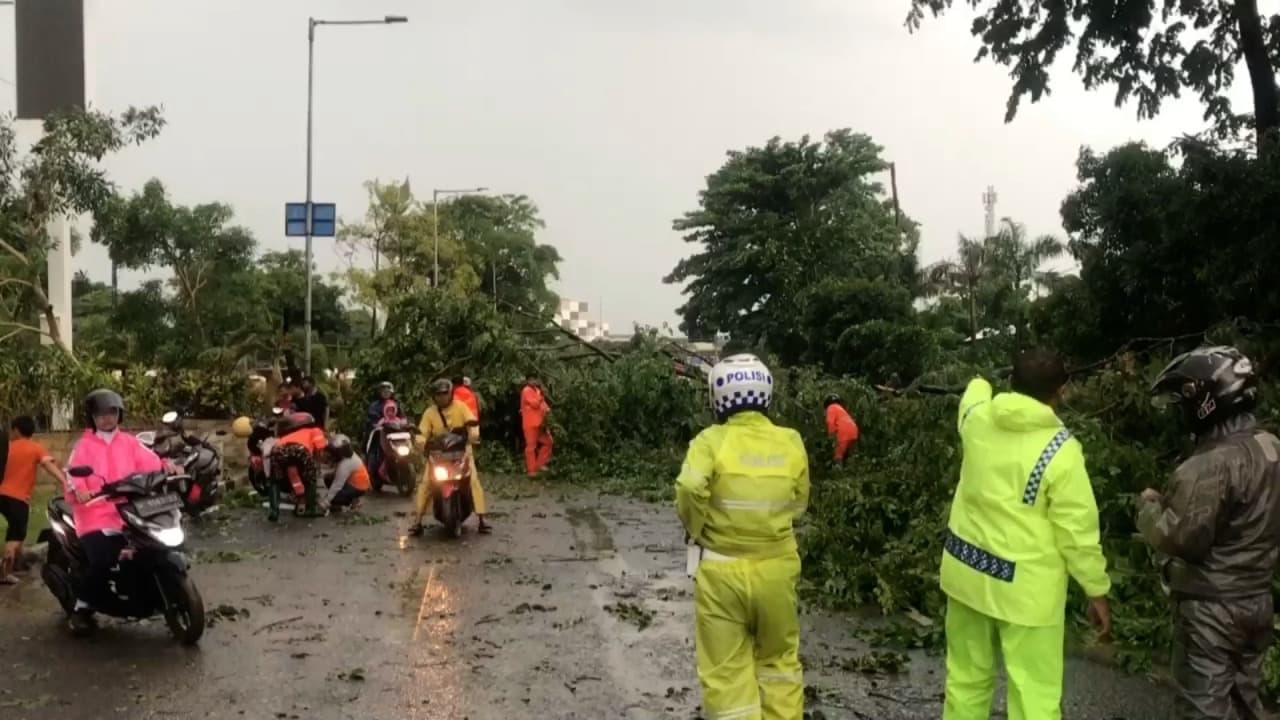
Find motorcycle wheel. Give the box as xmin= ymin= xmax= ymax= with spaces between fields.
xmin=395 ymin=463 xmax=414 ymax=497
xmin=40 ymin=563 xmax=76 ymax=615
xmin=448 ymin=493 xmax=464 ymax=539
xmin=160 ymin=573 xmax=205 ymax=646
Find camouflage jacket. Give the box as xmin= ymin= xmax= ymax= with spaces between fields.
xmin=1138 ymin=414 xmax=1280 ymax=598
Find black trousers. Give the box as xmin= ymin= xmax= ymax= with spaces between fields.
xmin=78 ymin=531 xmax=128 ymax=608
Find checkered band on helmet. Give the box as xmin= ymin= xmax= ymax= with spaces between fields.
xmin=708 ymin=354 xmax=773 ymax=417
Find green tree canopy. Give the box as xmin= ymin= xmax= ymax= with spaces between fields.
xmin=907 ymin=0 xmax=1280 ymax=147
xmin=0 ymin=106 xmax=164 ymax=353
xmin=665 ymin=129 xmax=919 ymax=366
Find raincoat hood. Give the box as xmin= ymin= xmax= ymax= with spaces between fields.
xmin=990 ymin=392 xmax=1062 ymax=433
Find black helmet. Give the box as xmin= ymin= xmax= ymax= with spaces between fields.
xmin=823 ymin=393 xmax=843 ymax=408
xmin=431 ymin=379 xmax=453 ymax=396
xmin=83 ymin=389 xmax=125 ymax=427
xmin=1151 ymin=345 xmax=1258 ymax=432
xmin=327 ymin=433 xmax=354 ymax=459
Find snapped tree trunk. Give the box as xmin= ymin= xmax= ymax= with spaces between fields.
xmin=1233 ymin=0 xmax=1280 ymax=148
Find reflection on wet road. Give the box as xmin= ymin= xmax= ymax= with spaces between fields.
xmin=0 ymin=477 xmax=1175 ymax=719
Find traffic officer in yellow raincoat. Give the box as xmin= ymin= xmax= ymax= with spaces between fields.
xmin=675 ymin=354 xmax=810 ymax=720
xmin=943 ymin=349 xmax=1112 ymax=720
xmin=409 ymin=379 xmax=490 ymax=535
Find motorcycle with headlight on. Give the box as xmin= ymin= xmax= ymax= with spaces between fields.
xmin=37 ymin=466 xmax=205 ymax=645
xmin=425 ymin=426 xmax=477 ymax=538
xmin=367 ymin=418 xmax=418 ymax=496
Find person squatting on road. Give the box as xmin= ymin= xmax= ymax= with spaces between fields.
xmin=322 ymin=433 xmax=370 ymax=513
xmin=64 ymin=389 xmax=167 ymax=635
xmin=0 ymin=416 xmax=66 ymax=584
xmin=1137 ymin=346 xmax=1280 ymax=720
xmin=268 ymin=411 xmax=326 ymax=520
xmin=942 ymin=349 xmax=1111 ymax=720
xmin=676 ymin=353 xmax=810 ymax=720
xmin=411 ymin=379 xmax=490 ymax=535
xmin=822 ymin=393 xmax=859 ymax=462
xmin=520 ymin=372 xmax=553 ymax=477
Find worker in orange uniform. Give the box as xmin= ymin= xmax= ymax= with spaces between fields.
xmin=452 ymin=375 xmax=480 ymax=420
xmin=824 ymin=394 xmax=860 ymax=462
xmin=520 ymin=372 xmax=553 ymax=477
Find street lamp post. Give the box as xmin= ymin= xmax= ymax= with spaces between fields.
xmin=304 ymin=14 xmax=407 ymax=375
xmin=432 ymin=187 xmax=488 ymax=289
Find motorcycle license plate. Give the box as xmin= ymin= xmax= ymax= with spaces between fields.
xmin=134 ymin=493 xmax=182 ymax=517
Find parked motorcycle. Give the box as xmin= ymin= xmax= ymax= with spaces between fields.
xmin=138 ymin=410 xmax=224 ymax=517
xmin=246 ymin=407 xmax=285 ymax=496
xmin=425 ymin=428 xmax=476 ymax=538
xmin=367 ymin=419 xmax=417 ymax=496
xmin=38 ymin=466 xmax=205 ymax=645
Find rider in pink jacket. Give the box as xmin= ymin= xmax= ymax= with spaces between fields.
xmin=63 ymin=389 xmax=164 ymax=635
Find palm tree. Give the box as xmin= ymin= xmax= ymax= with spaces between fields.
xmin=990 ymin=218 xmax=1065 ymax=298
xmin=923 ymin=234 xmax=990 ymax=342
xmin=988 ymin=218 xmax=1065 ymax=346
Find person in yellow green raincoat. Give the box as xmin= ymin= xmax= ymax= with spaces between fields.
xmin=409 ymin=379 xmax=489 ymax=535
xmin=942 ymin=349 xmax=1112 ymax=720
xmin=675 ymin=354 xmax=810 ymax=720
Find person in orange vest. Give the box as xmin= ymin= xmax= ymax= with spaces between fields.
xmin=268 ymin=411 xmax=327 ymax=520
xmin=520 ymin=372 xmax=553 ymax=477
xmin=452 ymin=375 xmax=480 ymax=420
xmin=824 ymin=394 xmax=860 ymax=462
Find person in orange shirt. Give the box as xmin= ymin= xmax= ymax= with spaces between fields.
xmin=452 ymin=375 xmax=480 ymax=420
xmin=1 ymin=416 xmax=66 ymax=584
xmin=824 ymin=394 xmax=860 ymax=462
xmin=520 ymin=372 xmax=553 ymax=477
xmin=268 ymin=412 xmax=328 ymax=520
xmin=321 ymin=434 xmax=370 ymax=513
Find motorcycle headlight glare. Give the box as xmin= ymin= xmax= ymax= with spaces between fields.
xmin=432 ymin=465 xmax=449 ymax=482
xmin=154 ymin=526 xmax=185 ymax=547
xmin=395 ymin=445 xmax=410 ymax=457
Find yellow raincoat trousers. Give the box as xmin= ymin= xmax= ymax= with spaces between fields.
xmin=942 ymin=379 xmax=1111 ymax=720
xmin=415 ymin=401 xmax=486 ymax=517
xmin=675 ymin=411 xmax=810 ymax=720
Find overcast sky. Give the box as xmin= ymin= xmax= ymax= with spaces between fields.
xmin=2 ymin=0 xmax=1253 ymax=331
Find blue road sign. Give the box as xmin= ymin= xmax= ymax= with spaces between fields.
xmin=284 ymin=202 xmax=337 ymax=237
xmin=285 ymin=202 xmax=308 ymax=237
xmin=311 ymin=203 xmax=337 ymax=237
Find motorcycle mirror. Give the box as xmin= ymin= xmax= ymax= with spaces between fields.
xmin=68 ymin=465 xmax=94 ymax=478
xmin=214 ymin=429 xmax=228 ymax=437
xmin=162 ymin=410 xmax=179 ymax=424
xmin=136 ymin=430 xmax=157 ymax=447
xmin=271 ymin=407 xmax=284 ymax=417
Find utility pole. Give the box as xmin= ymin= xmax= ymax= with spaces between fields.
xmin=889 ymin=162 xmax=902 ymax=233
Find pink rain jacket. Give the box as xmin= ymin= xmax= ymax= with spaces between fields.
xmin=65 ymin=430 xmax=164 ymax=536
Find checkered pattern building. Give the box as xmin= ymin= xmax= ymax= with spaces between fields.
xmin=555 ymin=298 xmax=610 ymax=342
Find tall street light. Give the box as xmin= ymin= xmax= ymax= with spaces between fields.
xmin=432 ymin=187 xmax=488 ymax=289
xmin=304 ymin=14 xmax=408 ymax=375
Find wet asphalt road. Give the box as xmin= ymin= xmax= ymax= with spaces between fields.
xmin=0 ymin=476 xmax=1175 ymax=719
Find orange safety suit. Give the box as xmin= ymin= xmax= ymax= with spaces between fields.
xmin=826 ymin=403 xmax=859 ymax=461
xmin=454 ymin=385 xmax=480 ymax=421
xmin=520 ymin=384 xmax=553 ymax=476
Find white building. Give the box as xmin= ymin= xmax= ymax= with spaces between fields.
xmin=555 ymin=298 xmax=610 ymax=341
